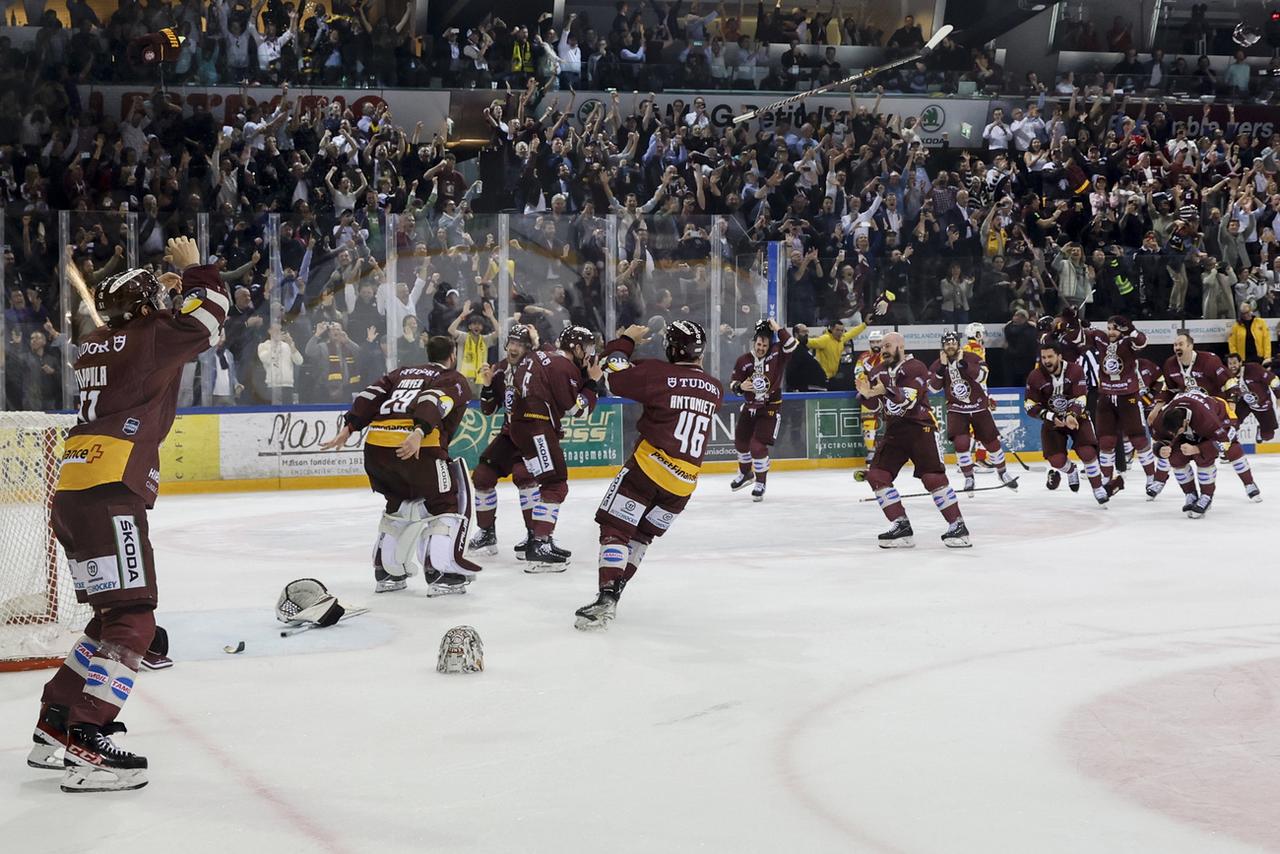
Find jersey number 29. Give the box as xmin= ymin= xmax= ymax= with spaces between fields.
xmin=673 ymin=411 xmax=710 ymax=457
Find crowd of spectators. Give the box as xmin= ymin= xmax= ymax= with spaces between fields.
xmin=3 ymin=3 xmax=1280 ymax=412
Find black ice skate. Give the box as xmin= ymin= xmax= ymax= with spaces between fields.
xmin=731 ymin=471 xmax=755 ymax=491
xmin=877 ymin=518 xmax=915 ymax=549
xmin=1246 ymin=483 xmax=1262 ymax=503
xmin=1180 ymin=492 xmax=1200 ymax=515
xmin=468 ymin=526 xmax=499 ymax=556
xmin=28 ymin=703 xmax=69 ymax=770
xmin=1106 ymin=475 xmax=1124 ymax=497
xmin=1146 ymin=477 xmax=1164 ymax=500
xmin=424 ymin=570 xmax=470 ymax=597
xmin=941 ymin=520 xmax=972 ymax=548
xmin=963 ymin=475 xmax=976 ymax=492
xmin=1046 ymin=470 xmax=1061 ymax=490
xmin=374 ymin=565 xmax=407 ymax=593
xmin=1093 ymin=487 xmax=1110 ymax=507
xmin=751 ymin=482 xmax=766 ymax=502
xmin=513 ymin=532 xmax=530 ymax=559
xmin=574 ymin=584 xmax=621 ymax=630
xmin=998 ymin=471 xmax=1018 ymax=490
xmin=1067 ymin=466 xmax=1081 ymax=492
xmin=1186 ymin=493 xmax=1213 ymax=519
xmin=524 ymin=537 xmax=570 ymax=573
xmin=62 ymin=724 xmax=148 ymax=792
xmin=515 ymin=534 xmax=570 ymax=561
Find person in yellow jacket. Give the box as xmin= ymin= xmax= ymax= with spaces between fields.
xmin=1228 ymin=302 xmax=1273 ymax=365
xmin=448 ymin=300 xmax=500 ymax=389
xmin=804 ymin=297 xmax=891 ymax=379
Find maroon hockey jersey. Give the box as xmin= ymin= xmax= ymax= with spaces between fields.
xmin=1154 ymin=391 xmax=1234 ymax=445
xmin=56 ymin=265 xmax=229 ymax=505
xmin=730 ymin=329 xmax=797 ymax=413
xmin=345 ymin=363 xmax=472 ymax=458
xmin=1024 ymin=361 xmax=1089 ymax=423
xmin=512 ymin=349 xmax=597 ymax=429
xmin=1159 ymin=351 xmax=1235 ymax=402
xmin=1079 ymin=327 xmax=1147 ymax=395
xmin=927 ymin=351 xmax=991 ymax=414
xmin=865 ymin=358 xmax=936 ymax=427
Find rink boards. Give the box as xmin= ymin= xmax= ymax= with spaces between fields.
xmin=154 ymin=390 xmax=1280 ymax=494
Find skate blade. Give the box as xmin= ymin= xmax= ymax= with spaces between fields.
xmin=425 ymin=583 xmax=468 ymax=597
xmin=943 ymin=537 xmax=972 ymax=548
xmin=27 ymin=743 xmax=63 ymax=770
xmin=731 ymin=478 xmax=756 ymax=492
xmin=574 ymin=615 xmax=612 ymax=631
xmin=374 ymin=580 xmax=408 ymax=593
xmin=61 ymin=766 xmax=149 ymax=792
xmin=878 ymin=537 xmax=915 ymax=549
xmin=513 ymin=550 xmax=528 ymax=561
xmin=524 ymin=561 xmax=570 ymax=574
xmin=1250 ymin=495 xmax=1264 ymax=503
xmin=469 ymin=545 xmax=499 ymax=556
xmin=752 ymin=494 xmax=765 ymax=503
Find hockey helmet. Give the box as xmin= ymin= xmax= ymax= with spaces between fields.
xmin=275 ymin=578 xmax=346 ymax=628
xmin=95 ymin=269 xmax=165 ymax=328
xmin=965 ymin=322 xmax=985 ymax=342
xmin=437 ymin=625 xmax=484 ymax=674
xmin=940 ymin=330 xmax=960 ymax=349
xmin=506 ymin=323 xmax=534 ymax=348
xmin=752 ymin=319 xmax=773 ymax=341
xmin=557 ymin=324 xmax=595 ymax=353
xmin=1036 ymin=315 xmax=1054 ymax=333
xmin=868 ymin=329 xmax=884 ymax=350
xmin=664 ymin=319 xmax=707 ymax=363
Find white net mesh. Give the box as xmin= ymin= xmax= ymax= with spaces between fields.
xmin=0 ymin=411 xmax=91 ymax=665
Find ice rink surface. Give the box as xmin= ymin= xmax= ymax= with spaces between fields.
xmin=5 ymin=460 xmax=1280 ymax=854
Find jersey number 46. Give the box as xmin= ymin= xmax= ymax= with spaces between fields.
xmin=673 ymin=411 xmax=711 ymax=457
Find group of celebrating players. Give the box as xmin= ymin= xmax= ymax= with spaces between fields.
xmin=21 ymin=236 xmax=1279 ymax=793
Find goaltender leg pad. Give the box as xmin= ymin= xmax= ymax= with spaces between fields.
xmin=423 ymin=514 xmax=482 ymax=577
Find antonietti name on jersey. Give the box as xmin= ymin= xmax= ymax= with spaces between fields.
xmin=669 ymin=395 xmax=717 ymax=415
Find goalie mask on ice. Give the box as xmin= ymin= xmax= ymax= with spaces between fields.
xmin=437 ymin=625 xmax=484 ymax=673
xmin=275 ymin=579 xmax=347 ymax=628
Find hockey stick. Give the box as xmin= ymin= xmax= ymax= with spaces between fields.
xmin=732 ymin=25 xmax=954 ymax=125
xmin=858 ymin=478 xmax=1017 ymax=502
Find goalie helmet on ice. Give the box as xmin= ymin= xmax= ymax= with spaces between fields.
xmin=437 ymin=625 xmax=484 ymax=673
xmin=275 ymin=579 xmax=347 ymax=628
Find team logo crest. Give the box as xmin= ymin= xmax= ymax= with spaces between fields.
xmin=113 ymin=335 xmax=126 ymax=352
xmin=1050 ymin=396 xmax=1068 ymax=412
xmin=667 ymin=377 xmax=677 ymax=388
xmin=951 ymin=380 xmax=970 ymax=402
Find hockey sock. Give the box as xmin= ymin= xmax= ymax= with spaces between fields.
xmin=1226 ymin=443 xmax=1255 ymax=486
xmin=1196 ymin=465 xmax=1217 ymax=497
xmin=598 ymin=541 xmax=628 ymax=587
xmin=956 ymin=449 xmax=974 ymax=477
xmin=42 ymin=629 xmax=103 ymax=709
xmin=1154 ymin=454 xmax=1170 ymax=481
xmin=737 ymin=451 xmax=752 ymax=476
xmin=622 ymin=540 xmax=648 ymax=584
xmin=1173 ymin=465 xmax=1196 ymax=495
xmin=474 ymin=489 xmax=498 ymax=530
xmin=530 ymin=501 xmax=560 ymax=538
xmin=930 ymin=485 xmax=963 ymax=524
xmin=752 ymin=455 xmax=770 ymax=485
xmin=518 ymin=486 xmax=540 ymax=530
xmin=1082 ymin=459 xmax=1104 ymax=491
xmin=70 ymin=635 xmax=146 ymax=728
xmin=985 ymin=445 xmax=1007 ymax=474
xmin=868 ymin=471 xmax=907 ymax=522
xmin=1098 ymin=448 xmax=1116 ymax=483
xmin=1135 ymin=442 xmax=1156 ymax=478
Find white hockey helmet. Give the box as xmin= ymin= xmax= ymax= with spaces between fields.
xmin=275 ymin=578 xmax=346 ymax=628
xmin=437 ymin=625 xmax=484 ymax=674
xmin=965 ymin=322 xmax=985 ymax=342
xmin=868 ymin=329 xmax=884 ymax=349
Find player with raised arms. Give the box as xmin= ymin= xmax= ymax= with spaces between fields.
xmin=729 ymin=318 xmax=797 ymax=502
xmin=928 ymin=330 xmax=1016 ymax=492
xmin=856 ymin=331 xmax=972 ymax=548
xmin=574 ymin=321 xmax=724 ymax=629
xmin=320 ymin=335 xmax=480 ymax=596
xmin=29 ymin=236 xmax=227 ymax=792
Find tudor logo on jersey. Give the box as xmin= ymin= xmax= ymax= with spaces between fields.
xmin=113 ymin=335 xmax=127 ymax=352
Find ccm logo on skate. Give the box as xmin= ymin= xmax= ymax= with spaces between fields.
xmin=68 ymin=744 xmax=103 ymax=765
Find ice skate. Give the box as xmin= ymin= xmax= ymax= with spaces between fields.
xmin=1093 ymin=487 xmax=1110 ymax=507
xmin=1187 ymin=493 xmax=1213 ymax=519
xmin=373 ymin=566 xmax=407 ymax=593
xmin=730 ymin=471 xmax=755 ymax=491
xmin=998 ymin=471 xmax=1018 ymax=490
xmin=62 ymin=724 xmax=148 ymax=793
xmin=877 ymin=518 xmax=915 ymax=549
xmin=1105 ymin=475 xmax=1124 ymax=498
xmin=1145 ymin=477 xmax=1164 ymax=500
xmin=1046 ymin=470 xmax=1061 ymax=490
xmin=751 ymin=482 xmax=766 ymax=502
xmin=28 ymin=703 xmax=69 ymax=770
xmin=1067 ymin=466 xmax=1081 ymax=492
xmin=424 ymin=570 xmax=470 ymax=597
xmin=941 ymin=520 xmax=972 ymax=548
xmin=513 ymin=532 xmax=530 ymax=560
xmin=574 ymin=585 xmax=621 ymax=630
xmin=468 ymin=526 xmax=499 ymax=556
xmin=963 ymin=475 xmax=976 ymax=492
xmin=1246 ymin=483 xmax=1262 ymax=502
xmin=1180 ymin=492 xmax=1200 ymax=515
xmin=524 ymin=537 xmax=570 ymax=573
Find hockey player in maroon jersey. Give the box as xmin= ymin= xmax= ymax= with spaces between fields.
xmin=510 ymin=325 xmax=602 ymax=570
xmin=729 ymin=318 xmax=797 ymax=502
xmin=321 ymin=335 xmax=480 ymax=595
xmin=927 ymin=330 xmax=1016 ymax=493
xmin=1074 ymin=315 xmax=1158 ymax=493
xmin=574 ymin=321 xmax=724 ymax=629
xmin=30 ymin=237 xmax=227 ymax=792
xmin=856 ymin=332 xmax=971 ymax=548
xmin=467 ymin=324 xmax=559 ymax=559
xmin=1147 ymin=331 xmax=1258 ymax=501
xmin=1024 ymin=341 xmax=1116 ymax=506
xmin=1153 ymin=392 xmax=1239 ymax=517
xmin=1226 ymin=353 xmax=1280 ymax=443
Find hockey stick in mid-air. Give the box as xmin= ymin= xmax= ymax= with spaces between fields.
xmin=858 ymin=478 xmax=1018 ymax=502
xmin=732 ymin=24 xmax=954 ymax=125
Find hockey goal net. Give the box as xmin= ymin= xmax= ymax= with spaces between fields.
xmin=0 ymin=411 xmax=90 ymax=671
